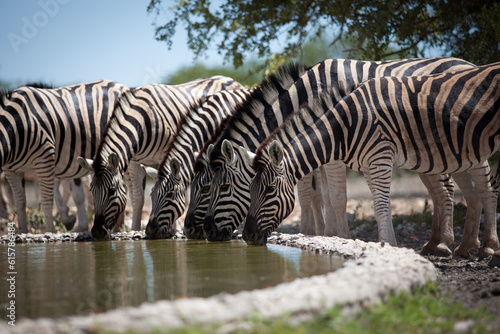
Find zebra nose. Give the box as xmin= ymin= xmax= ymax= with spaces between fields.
xmin=242 ymin=215 xmax=267 ymax=246
xmin=203 ymin=217 xmax=218 ymax=241
xmin=183 ymin=212 xmax=204 ymax=239
xmin=146 ymin=217 xmax=159 ymax=239
xmin=91 ymin=216 xmax=111 ymax=241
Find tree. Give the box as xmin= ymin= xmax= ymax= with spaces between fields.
xmin=148 ymin=0 xmax=500 ymax=67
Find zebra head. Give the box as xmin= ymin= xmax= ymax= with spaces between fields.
xmin=183 ymin=145 xmax=214 ymax=239
xmin=143 ymin=158 xmax=185 ymax=239
xmin=203 ymin=140 xmax=255 ymax=241
xmin=243 ymin=140 xmax=295 ymax=246
xmin=78 ymin=153 xmax=127 ymax=241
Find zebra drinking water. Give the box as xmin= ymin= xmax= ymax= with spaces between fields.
xmin=196 ymin=57 xmax=476 ymax=246
xmin=142 ymin=88 xmax=253 ymax=239
xmin=243 ymin=63 xmax=500 ymax=258
xmin=78 ymin=76 xmax=243 ymax=240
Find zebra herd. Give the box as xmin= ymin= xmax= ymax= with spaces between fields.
xmin=1 ymin=57 xmax=498 ymax=258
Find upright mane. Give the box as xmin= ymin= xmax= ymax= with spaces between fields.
xmin=208 ymin=62 xmax=308 ymax=168
xmin=92 ymin=88 xmax=136 ymax=173
xmin=252 ymin=91 xmax=335 ymax=170
xmin=157 ymin=96 xmax=206 ymax=176
xmin=24 ymin=82 xmax=54 ymax=89
xmin=193 ymin=118 xmax=230 ymax=173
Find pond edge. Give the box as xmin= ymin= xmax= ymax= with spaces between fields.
xmin=1 ymin=232 xmax=436 ymax=333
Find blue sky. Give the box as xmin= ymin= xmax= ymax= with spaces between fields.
xmin=0 ymin=0 xmax=225 ymax=88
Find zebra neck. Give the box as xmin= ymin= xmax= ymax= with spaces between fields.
xmin=162 ymin=89 xmax=251 ymax=186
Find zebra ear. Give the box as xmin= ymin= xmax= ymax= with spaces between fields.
xmin=78 ymin=157 xmax=94 ymax=173
xmin=268 ymin=140 xmax=284 ymax=167
xmin=141 ymin=164 xmax=158 ymax=181
xmin=108 ymin=153 xmax=120 ymax=173
xmin=170 ymin=158 xmax=181 ymax=178
xmin=206 ymin=143 xmax=214 ymax=156
xmin=222 ymin=139 xmax=235 ymax=165
xmin=238 ymin=146 xmax=256 ymax=166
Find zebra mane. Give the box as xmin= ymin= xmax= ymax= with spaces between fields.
xmin=252 ymin=90 xmax=335 ymax=170
xmin=24 ymin=82 xmax=54 ymax=89
xmin=193 ymin=119 xmax=228 ymax=173
xmin=208 ymin=62 xmax=308 ymax=168
xmin=0 ymin=90 xmax=12 ymax=109
xmin=157 ymin=96 xmax=208 ymax=177
xmin=93 ymin=89 xmax=135 ymax=174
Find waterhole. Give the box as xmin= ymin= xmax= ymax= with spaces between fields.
xmin=0 ymin=239 xmax=343 ymax=319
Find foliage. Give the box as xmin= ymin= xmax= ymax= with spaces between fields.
xmin=164 ymin=36 xmax=349 ymax=87
xmin=109 ymin=283 xmax=497 ymax=333
xmin=147 ymin=0 xmax=500 ymax=69
xmin=23 ymin=207 xmax=66 ymax=233
xmin=164 ymin=62 xmax=263 ymax=87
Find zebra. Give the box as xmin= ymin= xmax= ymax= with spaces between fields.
xmin=77 ymin=76 xmax=243 ymax=241
xmin=142 ymin=88 xmax=253 ymax=239
xmin=242 ymin=63 xmax=500 ymax=258
xmin=198 ymin=57 xmax=476 ymax=245
xmin=0 ymin=80 xmax=128 ymax=233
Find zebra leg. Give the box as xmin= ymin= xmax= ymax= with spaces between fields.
xmin=419 ymin=173 xmax=454 ymax=257
xmin=322 ymin=161 xmax=350 ymax=238
xmin=126 ymin=162 xmax=146 ymax=231
xmin=364 ymin=163 xmax=397 ymax=246
xmin=452 ymin=171 xmax=482 ymax=257
xmin=54 ymin=179 xmax=77 ymax=231
xmin=0 ymin=173 xmax=9 ymax=219
xmin=4 ymin=171 xmax=28 ymax=233
xmin=72 ymin=178 xmax=90 ymax=232
xmin=310 ymin=169 xmax=326 ymax=235
xmin=464 ymin=164 xmax=498 ymax=256
xmin=36 ymin=172 xmax=57 ymax=233
xmin=297 ymin=173 xmax=316 ymax=235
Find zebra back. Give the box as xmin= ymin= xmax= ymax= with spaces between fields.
xmin=0 ymin=80 xmax=128 ymax=177
xmin=209 ymin=57 xmax=476 ymax=168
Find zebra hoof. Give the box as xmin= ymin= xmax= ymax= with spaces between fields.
xmin=63 ymin=215 xmax=77 ymax=231
xmin=421 ymin=243 xmax=452 ymax=257
xmin=479 ymin=247 xmax=495 ymax=260
xmin=488 ymin=250 xmax=500 ymax=267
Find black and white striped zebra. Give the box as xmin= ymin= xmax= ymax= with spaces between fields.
xmin=0 ymin=80 xmax=128 ymax=233
xmin=243 ymin=63 xmax=500 ymax=257
xmin=77 ymin=76 xmax=243 ymax=240
xmin=198 ymin=57 xmax=476 ymax=243
xmin=142 ymin=88 xmax=253 ymax=239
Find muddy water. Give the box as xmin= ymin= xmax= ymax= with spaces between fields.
xmin=0 ymin=239 xmax=343 ymax=319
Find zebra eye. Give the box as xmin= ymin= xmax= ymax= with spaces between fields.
xmin=108 ymin=187 xmax=116 ymax=195
xmin=266 ymin=184 xmax=276 ymax=192
xmin=201 ymin=185 xmax=211 ymax=193
xmin=220 ymin=184 xmax=230 ymax=192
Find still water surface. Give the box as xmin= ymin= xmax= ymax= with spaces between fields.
xmin=0 ymin=239 xmax=343 ymax=319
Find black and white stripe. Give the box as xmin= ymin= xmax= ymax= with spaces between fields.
xmin=244 ymin=63 xmax=500 ymax=257
xmin=0 ymin=80 xmax=128 ymax=233
xmin=142 ymin=88 xmax=252 ymax=239
xmin=198 ymin=57 xmax=476 ymax=243
xmin=78 ymin=76 xmax=243 ymax=240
